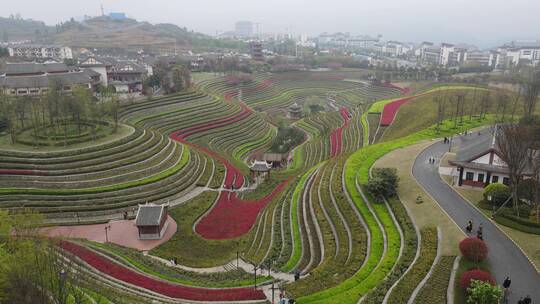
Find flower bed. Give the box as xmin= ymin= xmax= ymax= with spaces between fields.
xmin=195 ymin=178 xmax=291 ymax=239
xmin=60 ymin=241 xmax=266 ymax=302
xmin=330 ymin=108 xmax=351 ymax=157
xmin=169 ymin=108 xmax=292 ymax=240
xmin=380 ymin=96 xmax=417 ymax=126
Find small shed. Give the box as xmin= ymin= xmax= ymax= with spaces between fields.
xmin=135 ymin=204 xmax=169 ymax=240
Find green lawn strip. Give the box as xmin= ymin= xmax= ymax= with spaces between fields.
xmin=297 ymin=116 xmax=495 ymax=303
xmin=361 ymin=196 xmax=418 ymax=304
xmin=151 ymin=191 xmax=241 ymax=267
xmin=361 ymin=110 xmax=369 ymax=147
xmin=281 ymin=165 xmax=321 ymax=272
xmin=296 ymin=180 xmax=386 ymax=303
xmin=386 ymin=227 xmax=438 ymax=303
xmin=288 ymin=144 xmax=305 ymax=172
xmin=232 ymin=127 xmax=276 ymax=160
xmin=368 ymin=86 xmax=488 ymax=114
xmin=84 ymin=241 xmax=271 ymax=288
xmin=414 ymin=255 xmax=456 ymax=304
xmin=0 ymin=145 xmax=190 ymax=195
xmin=303 ymin=195 xmax=399 ymax=304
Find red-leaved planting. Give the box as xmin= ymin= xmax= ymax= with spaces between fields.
xmin=60 ymin=241 xmax=266 ymax=301
xmin=459 ymin=237 xmax=489 ymax=263
xmin=460 ymin=269 xmax=495 ymax=290
xmin=169 ymin=105 xmax=291 ymax=239
xmin=381 ymin=82 xmax=411 ymax=95
xmin=380 ymin=96 xmax=416 ymax=126
xmin=330 ymin=108 xmax=351 ymax=157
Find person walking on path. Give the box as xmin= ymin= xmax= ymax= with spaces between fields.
xmin=503 ymin=277 xmax=511 ymax=289
xmin=503 ymin=276 xmax=512 ymax=303
xmin=477 ymin=223 xmax=484 ymax=240
xmin=466 ymin=220 xmax=473 ymax=233
xmin=523 ymin=295 xmax=532 ymax=304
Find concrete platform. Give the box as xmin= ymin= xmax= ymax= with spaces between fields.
xmin=41 ymin=215 xmax=177 ymax=251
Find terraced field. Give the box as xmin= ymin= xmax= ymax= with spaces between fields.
xmin=0 ymin=70 xmax=496 ymax=303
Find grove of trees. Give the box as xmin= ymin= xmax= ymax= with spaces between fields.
xmin=0 ymin=82 xmax=119 ymax=146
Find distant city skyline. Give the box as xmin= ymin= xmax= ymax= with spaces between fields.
xmin=2 ymin=0 xmax=540 ymax=48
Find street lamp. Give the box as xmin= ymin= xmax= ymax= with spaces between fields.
xmin=104 ymin=225 xmax=111 ymax=243
xmin=253 ymin=264 xmax=258 ymax=289
xmin=59 ymin=268 xmax=67 ymax=303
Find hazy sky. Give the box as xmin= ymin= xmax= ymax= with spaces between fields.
xmin=3 ymin=0 xmax=540 ymax=47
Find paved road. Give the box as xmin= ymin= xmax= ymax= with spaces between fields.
xmin=412 ymin=133 xmax=540 ymax=303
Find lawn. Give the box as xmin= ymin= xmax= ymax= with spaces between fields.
xmin=373 ymin=141 xmax=464 ymax=255
xmin=150 ymin=191 xmax=244 ymax=267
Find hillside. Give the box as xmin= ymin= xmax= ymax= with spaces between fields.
xmin=1 ymin=16 xmax=243 ymax=53
xmin=0 ymin=16 xmax=54 ymax=41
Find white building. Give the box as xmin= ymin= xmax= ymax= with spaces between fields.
xmin=449 ymin=129 xmax=537 ymax=189
xmin=498 ymin=41 xmax=540 ymax=66
xmin=440 ymin=43 xmax=455 ymax=66
xmin=7 ymin=44 xmax=73 ymax=60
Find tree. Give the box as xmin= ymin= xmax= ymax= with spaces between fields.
xmin=459 ymin=237 xmax=489 ymax=263
xmin=483 ymin=183 xmax=510 ymax=206
xmin=497 ymin=124 xmax=536 ymax=216
xmin=72 ymin=86 xmax=91 ymax=135
xmin=0 ymin=88 xmax=17 ymax=143
xmin=366 ymin=168 xmax=399 ymax=199
xmin=460 ymin=269 xmax=495 ymax=290
xmin=466 ymin=280 xmax=503 ymax=304
xmin=435 ymin=95 xmax=447 ymax=134
xmin=520 ymin=68 xmax=540 ymax=120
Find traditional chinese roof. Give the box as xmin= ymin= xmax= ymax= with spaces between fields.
xmin=0 ymin=62 xmax=72 ymax=76
xmin=249 ymin=160 xmax=272 ymax=172
xmin=0 ymin=68 xmax=98 ymax=88
xmin=289 ymin=102 xmax=302 ymax=112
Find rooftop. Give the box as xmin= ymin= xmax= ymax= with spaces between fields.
xmin=249 ymin=160 xmax=272 ymax=172
xmin=0 ymin=62 xmax=72 ymax=76
xmin=135 ymin=204 xmax=166 ymax=227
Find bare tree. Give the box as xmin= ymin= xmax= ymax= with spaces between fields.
xmin=435 ymin=95 xmax=447 ymax=134
xmin=479 ymin=91 xmax=491 ymax=120
xmin=520 ymin=68 xmax=540 ymax=120
xmin=497 ymin=124 xmax=536 ymax=216
xmin=495 ymin=92 xmax=509 ymax=122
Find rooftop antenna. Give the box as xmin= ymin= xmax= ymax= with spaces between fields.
xmin=100 ymin=4 xmax=105 ymax=16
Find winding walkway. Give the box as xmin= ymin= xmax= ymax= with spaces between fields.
xmin=412 ymin=134 xmax=540 ymax=303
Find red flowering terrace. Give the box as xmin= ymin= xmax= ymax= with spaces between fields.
xmin=60 ymin=241 xmax=266 ymax=302
xmin=169 ymin=105 xmax=290 ymax=240
xmin=330 ymin=108 xmax=351 ymax=157
xmin=380 ymin=96 xmax=416 ymax=126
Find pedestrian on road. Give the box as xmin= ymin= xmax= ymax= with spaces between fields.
xmin=523 ymin=295 xmax=532 ymax=304
xmin=466 ymin=220 xmax=473 ymax=233
xmin=518 ymin=297 xmax=524 ymax=304
xmin=477 ymin=229 xmax=483 ymax=240
xmin=503 ymin=276 xmax=511 ymax=289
